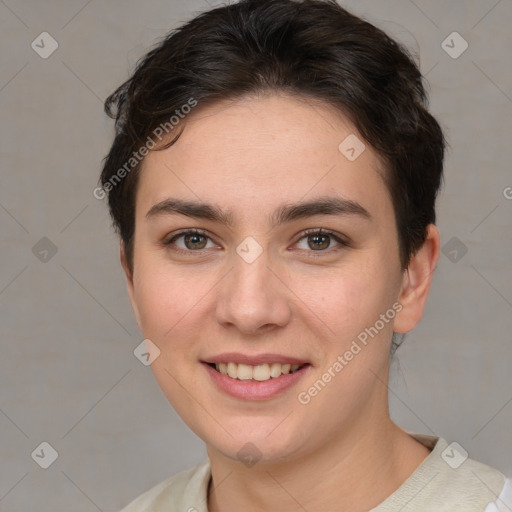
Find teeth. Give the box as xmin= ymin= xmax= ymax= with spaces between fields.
xmin=237 ymin=363 xmax=253 ymax=380
xmin=214 ymin=362 xmax=304 ymax=381
xmin=253 ymin=364 xmax=270 ymax=381
xmin=227 ymin=362 xmax=237 ymax=379
xmin=269 ymin=362 xmax=282 ymax=378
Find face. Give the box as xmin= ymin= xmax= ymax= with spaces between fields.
xmin=122 ymin=92 xmax=423 ymax=465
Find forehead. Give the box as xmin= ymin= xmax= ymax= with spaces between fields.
xmin=136 ymin=93 xmax=393 ymax=227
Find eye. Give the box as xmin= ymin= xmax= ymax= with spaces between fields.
xmin=163 ymin=229 xmax=216 ymax=253
xmin=294 ymin=228 xmax=349 ymax=253
xmin=162 ymin=228 xmax=349 ymax=256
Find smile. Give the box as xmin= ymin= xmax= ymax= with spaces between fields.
xmin=202 ymin=360 xmax=311 ymax=400
xmin=209 ymin=362 xmax=306 ymax=381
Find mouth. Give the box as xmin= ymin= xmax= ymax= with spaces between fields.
xmin=205 ymin=361 xmax=309 ymax=381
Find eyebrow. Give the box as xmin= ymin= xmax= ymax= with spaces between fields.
xmin=145 ymin=195 xmax=372 ymax=228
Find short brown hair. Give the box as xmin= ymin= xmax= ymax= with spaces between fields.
xmin=99 ymin=0 xmax=446 ymax=282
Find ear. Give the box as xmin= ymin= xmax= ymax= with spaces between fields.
xmin=393 ymin=224 xmax=440 ymax=334
xmin=120 ymin=241 xmax=142 ymax=331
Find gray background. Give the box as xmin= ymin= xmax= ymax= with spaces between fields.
xmin=0 ymin=0 xmax=511 ymax=510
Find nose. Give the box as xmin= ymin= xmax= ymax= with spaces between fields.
xmin=215 ymin=249 xmax=292 ymax=335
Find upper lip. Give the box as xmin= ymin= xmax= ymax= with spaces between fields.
xmin=203 ymin=353 xmax=310 ymax=366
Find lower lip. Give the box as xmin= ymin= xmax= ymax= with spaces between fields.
xmin=202 ymin=363 xmax=311 ymax=400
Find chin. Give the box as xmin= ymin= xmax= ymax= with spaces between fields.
xmin=203 ymin=423 xmax=310 ymax=466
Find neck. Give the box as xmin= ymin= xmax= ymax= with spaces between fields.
xmin=206 ymin=413 xmax=431 ymax=512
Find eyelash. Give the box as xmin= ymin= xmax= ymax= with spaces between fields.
xmin=162 ymin=228 xmax=349 ymax=257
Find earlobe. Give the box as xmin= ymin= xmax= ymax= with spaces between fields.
xmin=120 ymin=242 xmax=142 ymax=331
xmin=393 ymin=224 xmax=440 ymax=334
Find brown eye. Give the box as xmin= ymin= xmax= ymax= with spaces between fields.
xmin=295 ymin=229 xmax=348 ymax=253
xmin=306 ymin=233 xmax=331 ymax=250
xmin=182 ymin=232 xmax=208 ymax=250
xmin=164 ymin=229 xmax=214 ymax=252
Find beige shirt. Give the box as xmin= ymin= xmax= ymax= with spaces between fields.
xmin=120 ymin=433 xmax=512 ymax=512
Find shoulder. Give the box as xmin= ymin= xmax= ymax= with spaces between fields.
xmin=485 ymin=477 xmax=512 ymax=512
xmin=374 ymin=433 xmax=511 ymax=511
xmin=416 ymin=435 xmax=509 ymax=510
xmin=119 ymin=459 xmax=211 ymax=512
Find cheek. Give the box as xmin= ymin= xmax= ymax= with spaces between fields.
xmin=309 ymin=278 xmax=367 ymax=338
xmin=132 ymin=263 xmax=219 ymax=376
xmin=133 ymin=266 xmax=194 ymax=338
xmin=132 ymin=268 xmax=204 ymax=403
xmin=308 ymin=263 xmax=390 ymax=338
xmin=134 ymin=258 xmax=396 ymax=337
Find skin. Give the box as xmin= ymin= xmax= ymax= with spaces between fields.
xmin=120 ymin=91 xmax=440 ymax=511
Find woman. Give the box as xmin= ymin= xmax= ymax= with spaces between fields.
xmin=98 ymin=0 xmax=512 ymax=510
